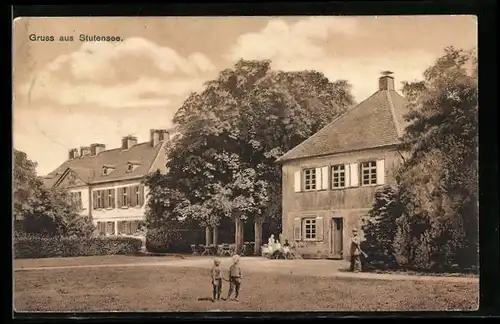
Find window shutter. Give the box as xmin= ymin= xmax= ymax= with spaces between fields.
xmin=126 ymin=186 xmax=132 ymax=207
xmin=92 ymin=191 xmax=97 ymax=209
xmin=103 ymin=190 xmax=109 ymax=209
xmin=349 ymin=163 xmax=359 ymax=187
xmin=321 ymin=166 xmax=328 ymax=190
xmin=316 ymin=217 xmax=324 ymax=241
xmin=315 ymin=167 xmax=322 ymax=190
xmin=376 ymin=159 xmax=385 ymax=185
xmin=131 ymin=221 xmax=138 ymax=234
xmin=139 ymin=185 xmax=145 ymax=206
xmin=344 ymin=164 xmax=351 ymax=187
xmin=293 ymin=217 xmax=302 ymax=241
xmin=111 ymin=189 xmax=116 ymax=208
xmin=131 ymin=186 xmax=138 ymax=207
xmin=117 ymin=188 xmax=123 ymax=208
xmin=293 ymin=171 xmax=301 ymax=192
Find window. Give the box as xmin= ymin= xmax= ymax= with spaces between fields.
xmin=96 ymin=191 xmax=103 ymax=209
xmin=106 ymin=221 xmax=115 ymax=235
xmin=71 ymin=192 xmax=83 ymax=209
xmin=331 ymin=164 xmax=346 ymax=189
xmin=134 ymin=186 xmax=140 ymax=207
xmin=107 ymin=189 xmax=114 ymax=208
xmin=361 ymin=161 xmax=377 ymax=186
xmin=97 ymin=222 xmax=106 ymax=235
xmin=303 ymin=218 xmax=316 ymax=240
xmin=303 ymin=168 xmax=316 ymax=191
xmin=122 ymin=188 xmax=129 ymax=207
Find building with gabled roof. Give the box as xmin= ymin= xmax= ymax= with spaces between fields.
xmin=43 ymin=129 xmax=171 ymax=237
xmin=275 ymin=72 xmax=409 ymax=260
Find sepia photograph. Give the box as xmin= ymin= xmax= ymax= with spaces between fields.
xmin=12 ymin=15 xmax=478 ymax=312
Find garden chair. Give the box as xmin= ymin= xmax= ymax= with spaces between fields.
xmin=190 ymin=244 xmax=199 ymax=255
xmin=220 ymin=243 xmax=232 ymax=256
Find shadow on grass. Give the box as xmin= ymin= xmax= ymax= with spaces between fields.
xmin=197 ymin=297 xmax=214 ymax=301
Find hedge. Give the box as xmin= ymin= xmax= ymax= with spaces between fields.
xmin=14 ymin=235 xmax=143 ymax=259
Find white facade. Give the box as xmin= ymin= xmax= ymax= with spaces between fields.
xmin=69 ymin=179 xmax=149 ymax=237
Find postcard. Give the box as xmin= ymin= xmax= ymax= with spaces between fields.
xmin=13 ymin=15 xmax=478 ymax=313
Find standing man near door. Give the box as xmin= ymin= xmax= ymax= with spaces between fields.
xmin=349 ymin=228 xmax=363 ymax=272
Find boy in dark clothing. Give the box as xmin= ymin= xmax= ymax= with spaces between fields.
xmin=225 ymin=254 xmax=242 ymax=301
xmin=211 ymin=259 xmax=223 ymax=302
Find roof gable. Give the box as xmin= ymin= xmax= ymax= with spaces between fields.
xmin=54 ymin=168 xmax=90 ymax=188
xmin=45 ymin=141 xmax=166 ymax=188
xmin=276 ymin=89 xmax=409 ymax=163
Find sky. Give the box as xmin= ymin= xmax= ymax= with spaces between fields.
xmin=12 ymin=15 xmax=477 ymax=176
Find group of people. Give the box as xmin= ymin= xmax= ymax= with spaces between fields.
xmin=208 ymin=229 xmax=366 ymax=302
xmin=210 ymin=254 xmax=243 ymax=302
xmin=263 ymin=234 xmax=292 ymax=258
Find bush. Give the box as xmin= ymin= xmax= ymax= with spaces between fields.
xmin=361 ymin=185 xmax=403 ymax=270
xmin=146 ymin=227 xmax=204 ymax=253
xmin=14 ymin=234 xmax=143 ymax=259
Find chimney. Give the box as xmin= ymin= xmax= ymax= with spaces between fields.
xmin=122 ymin=136 xmax=138 ymax=150
xmin=69 ymin=148 xmax=80 ymax=160
xmin=379 ymin=71 xmax=395 ymax=91
xmin=90 ymin=143 xmax=106 ymax=156
xmin=150 ymin=129 xmax=170 ymax=147
xmin=80 ymin=146 xmax=91 ymax=157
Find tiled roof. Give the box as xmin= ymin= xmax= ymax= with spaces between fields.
xmin=43 ymin=141 xmax=166 ymax=188
xmin=275 ymin=89 xmax=409 ymax=163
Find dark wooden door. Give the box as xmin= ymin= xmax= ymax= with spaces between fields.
xmin=332 ymin=218 xmax=343 ymax=258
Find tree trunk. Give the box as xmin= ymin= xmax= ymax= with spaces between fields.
xmin=213 ymin=226 xmax=219 ymax=246
xmin=205 ymin=226 xmax=212 ymax=245
xmin=234 ymin=218 xmax=240 ymax=253
xmin=254 ymin=218 xmax=263 ymax=256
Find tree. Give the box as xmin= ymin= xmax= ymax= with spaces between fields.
xmin=145 ymin=60 xmax=355 ymax=254
xmin=361 ymin=185 xmax=403 ymax=270
xmin=396 ymin=47 xmax=478 ymax=271
xmin=13 ymin=149 xmax=95 ymax=237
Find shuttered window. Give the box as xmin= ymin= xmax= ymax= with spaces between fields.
xmin=303 ymin=218 xmax=316 ymax=240
xmin=331 ymin=164 xmax=346 ymax=189
xmin=106 ymin=221 xmax=115 ymax=235
xmin=361 ymin=161 xmax=377 ymax=186
xmin=107 ymin=189 xmax=115 ymax=208
xmin=303 ymin=169 xmax=316 ymax=191
xmin=122 ymin=187 xmax=129 ymax=207
xmin=97 ymin=222 xmax=106 ymax=235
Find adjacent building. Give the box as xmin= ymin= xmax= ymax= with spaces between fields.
xmin=42 ymin=129 xmax=170 ymax=237
xmin=275 ymin=72 xmax=409 ymax=260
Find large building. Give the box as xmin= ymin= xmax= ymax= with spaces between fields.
xmin=42 ymin=129 xmax=170 ymax=237
xmin=275 ymin=72 xmax=409 ymax=260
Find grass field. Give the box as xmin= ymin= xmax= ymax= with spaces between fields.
xmin=14 ymin=263 xmax=479 ymax=312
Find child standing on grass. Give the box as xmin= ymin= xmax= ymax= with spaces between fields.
xmin=211 ymin=258 xmax=223 ymax=302
xmin=225 ymin=254 xmax=243 ymax=301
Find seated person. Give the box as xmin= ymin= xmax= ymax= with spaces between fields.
xmin=275 ymin=240 xmax=282 ymax=251
xmin=283 ymin=239 xmax=290 ymax=247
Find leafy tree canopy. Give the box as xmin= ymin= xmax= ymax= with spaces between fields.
xmin=145 ymin=59 xmax=355 ymax=228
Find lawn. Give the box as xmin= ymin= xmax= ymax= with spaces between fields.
xmin=14 ymin=264 xmax=479 ymax=312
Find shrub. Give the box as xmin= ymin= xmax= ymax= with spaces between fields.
xmin=361 ymin=185 xmax=403 ymax=270
xmin=146 ymin=227 xmax=204 ymax=253
xmin=14 ymin=235 xmax=142 ymax=259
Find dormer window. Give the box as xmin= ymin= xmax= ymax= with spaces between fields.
xmin=126 ymin=161 xmax=140 ymax=173
xmin=102 ymin=165 xmax=116 ymax=176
